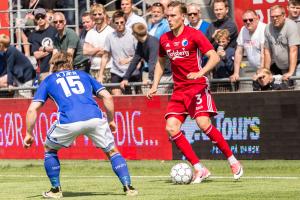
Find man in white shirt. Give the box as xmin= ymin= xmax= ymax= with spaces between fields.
xmin=230 ymin=9 xmax=266 ymax=86
xmin=121 ymin=0 xmax=147 ymax=29
xmin=83 ymin=4 xmax=114 ymax=83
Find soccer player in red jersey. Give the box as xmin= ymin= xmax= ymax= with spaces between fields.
xmin=147 ymin=1 xmax=243 ymax=183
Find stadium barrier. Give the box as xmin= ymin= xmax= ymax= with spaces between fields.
xmin=0 ymin=90 xmax=300 ymax=160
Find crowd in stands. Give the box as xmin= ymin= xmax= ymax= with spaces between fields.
xmin=1 ymin=0 xmax=300 ymax=97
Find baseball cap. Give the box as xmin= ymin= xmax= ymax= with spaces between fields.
xmin=33 ymin=8 xmax=46 ymax=16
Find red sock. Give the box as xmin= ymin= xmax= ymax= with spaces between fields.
xmin=204 ymin=124 xmax=233 ymax=158
xmin=171 ymin=131 xmax=199 ymax=165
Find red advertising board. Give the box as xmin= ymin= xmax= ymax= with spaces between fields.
xmin=0 ymin=96 xmax=172 ymax=160
xmin=0 ymin=0 xmax=9 ymax=36
xmin=234 ymin=0 xmax=288 ymax=30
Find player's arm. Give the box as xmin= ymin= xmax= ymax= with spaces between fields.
xmin=24 ymin=101 xmax=43 ymax=148
xmin=147 ymin=56 xmax=166 ymax=99
xmin=97 ymin=89 xmax=116 ymax=132
xmin=187 ymin=50 xmax=220 ymax=80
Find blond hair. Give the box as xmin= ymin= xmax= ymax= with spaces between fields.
xmin=50 ymin=52 xmax=73 ymax=73
xmin=0 ymin=34 xmax=10 ymax=49
xmin=90 ymin=3 xmax=106 ymax=15
xmin=132 ymin=23 xmax=147 ymax=37
xmin=256 ymin=68 xmax=272 ymax=76
xmin=215 ymin=29 xmax=230 ymax=41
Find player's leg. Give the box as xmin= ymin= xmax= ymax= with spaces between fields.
xmin=166 ymin=115 xmax=210 ymax=184
xmin=105 ymin=148 xmax=138 ymax=196
xmin=195 ymin=114 xmax=243 ymax=180
xmin=88 ymin=118 xmax=137 ymax=196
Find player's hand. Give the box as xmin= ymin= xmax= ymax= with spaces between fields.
xmin=120 ymin=80 xmax=128 ymax=90
xmin=147 ymin=87 xmax=157 ymax=99
xmin=282 ymin=72 xmax=293 ymax=81
xmin=230 ymin=73 xmax=240 ymax=82
xmin=187 ymin=72 xmax=203 ymax=80
xmin=109 ymin=121 xmax=117 ymax=134
xmin=23 ymin=134 xmax=34 ymax=149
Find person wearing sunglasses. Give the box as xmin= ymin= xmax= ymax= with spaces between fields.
xmin=28 ymin=8 xmax=57 ymax=81
xmin=99 ymin=10 xmax=141 ymax=95
xmin=264 ymin=5 xmax=300 ymax=87
xmin=230 ymin=9 xmax=266 ymax=91
xmin=186 ymin=3 xmax=210 ymax=35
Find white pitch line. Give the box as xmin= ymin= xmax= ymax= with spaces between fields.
xmin=0 ymin=175 xmax=299 ymax=180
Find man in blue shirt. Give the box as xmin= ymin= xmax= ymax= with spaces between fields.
xmin=23 ymin=52 xmax=138 ymax=198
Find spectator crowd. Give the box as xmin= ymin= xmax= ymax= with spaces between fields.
xmin=1 ymin=0 xmax=300 ymax=97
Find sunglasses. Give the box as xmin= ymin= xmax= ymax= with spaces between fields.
xmin=115 ymin=21 xmax=125 ymax=25
xmin=188 ymin=12 xmax=198 ymax=16
xmin=93 ymin=13 xmax=103 ymax=16
xmin=35 ymin=14 xmax=46 ymax=20
xmin=53 ymin=20 xmax=64 ymax=24
xmin=243 ymin=18 xmax=254 ymax=23
xmin=152 ymin=2 xmax=163 ymax=7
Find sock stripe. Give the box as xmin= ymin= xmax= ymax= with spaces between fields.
xmin=171 ymin=132 xmax=182 ymax=141
xmin=204 ymin=124 xmax=213 ymax=135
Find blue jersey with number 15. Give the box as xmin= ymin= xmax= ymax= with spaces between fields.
xmin=33 ymin=70 xmax=105 ymax=124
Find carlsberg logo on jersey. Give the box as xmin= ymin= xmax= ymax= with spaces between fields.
xmin=166 ymin=48 xmax=190 ymax=60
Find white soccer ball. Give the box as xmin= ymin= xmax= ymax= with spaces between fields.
xmin=170 ymin=163 xmax=193 ymax=184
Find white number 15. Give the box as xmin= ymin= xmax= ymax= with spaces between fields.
xmin=56 ymin=76 xmax=85 ymax=97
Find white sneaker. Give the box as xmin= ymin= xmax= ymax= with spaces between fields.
xmin=123 ymin=185 xmax=138 ymax=196
xmin=231 ymin=162 xmax=243 ymax=180
xmin=191 ymin=167 xmax=211 ymax=184
xmin=42 ymin=187 xmax=63 ymax=199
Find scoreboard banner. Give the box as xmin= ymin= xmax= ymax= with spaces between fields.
xmin=1 ymin=90 xmax=300 ymax=160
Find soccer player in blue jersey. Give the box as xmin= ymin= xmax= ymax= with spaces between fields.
xmin=23 ymin=52 xmax=138 ymax=198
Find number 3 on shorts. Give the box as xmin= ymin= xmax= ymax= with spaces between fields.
xmin=195 ymin=94 xmax=202 ymax=105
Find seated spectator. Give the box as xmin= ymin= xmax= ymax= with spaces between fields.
xmin=99 ymin=10 xmax=141 ymax=95
xmin=0 ymin=34 xmax=36 ymax=98
xmin=211 ymin=29 xmax=235 ymax=92
xmin=28 ymin=8 xmax=57 ymax=81
xmin=206 ymin=0 xmax=238 ymax=50
xmin=187 ymin=3 xmax=210 ymax=34
xmin=264 ymin=5 xmax=300 ymax=86
xmin=52 ymin=12 xmax=90 ymax=72
xmin=148 ymin=2 xmax=170 ymax=39
xmin=0 ymin=51 xmax=7 ymax=88
xmin=252 ymin=68 xmax=288 ymax=91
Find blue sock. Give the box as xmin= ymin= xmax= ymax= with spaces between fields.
xmin=110 ymin=153 xmax=131 ymax=186
xmin=44 ymin=152 xmax=61 ymax=188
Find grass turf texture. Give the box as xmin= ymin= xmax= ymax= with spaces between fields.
xmin=0 ymin=160 xmax=299 ymax=200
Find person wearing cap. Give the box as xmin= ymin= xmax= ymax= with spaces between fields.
xmin=28 ymin=8 xmax=57 ymax=81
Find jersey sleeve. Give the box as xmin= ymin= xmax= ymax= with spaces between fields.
xmin=193 ymin=30 xmax=214 ymax=55
xmin=159 ymin=35 xmax=166 ymax=57
xmin=88 ymin=74 xmax=105 ymax=95
xmin=33 ymin=79 xmax=49 ymax=103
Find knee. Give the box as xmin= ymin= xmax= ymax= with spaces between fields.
xmin=165 ymin=124 xmax=180 ymax=136
xmin=197 ymin=117 xmax=211 ymax=132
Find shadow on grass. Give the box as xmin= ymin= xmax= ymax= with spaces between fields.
xmin=26 ymin=191 xmax=122 ymax=198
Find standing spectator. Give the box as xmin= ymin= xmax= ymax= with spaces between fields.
xmin=99 ymin=10 xmax=140 ymax=95
xmin=206 ymin=0 xmax=238 ymax=49
xmin=264 ymin=5 xmax=300 ymax=84
xmin=79 ymin=12 xmax=94 ymax=47
xmin=287 ymin=0 xmax=300 ymax=23
xmin=252 ymin=68 xmax=288 ymax=91
xmin=148 ymin=2 xmax=170 ymax=39
xmin=52 ymin=12 xmax=89 ymax=72
xmin=0 ymin=52 xmax=7 ymax=88
xmin=211 ymin=29 xmax=235 ymax=92
xmin=230 ymin=10 xmax=266 ymax=91
xmin=0 ymin=34 xmax=36 ymax=98
xmin=187 ymin=3 xmax=210 ymax=34
xmin=23 ymin=51 xmax=138 ymax=198
xmin=83 ymin=4 xmax=114 ymax=82
xmin=147 ymin=1 xmax=243 ymax=183
xmin=121 ymin=0 xmax=147 ymax=29
xmin=28 ymin=8 xmax=57 ymax=81
xmin=121 ymin=23 xmax=172 ymax=94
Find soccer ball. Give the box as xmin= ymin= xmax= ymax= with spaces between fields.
xmin=170 ymin=163 xmax=193 ymax=184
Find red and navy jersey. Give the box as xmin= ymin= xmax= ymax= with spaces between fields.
xmin=159 ymin=26 xmax=213 ymax=89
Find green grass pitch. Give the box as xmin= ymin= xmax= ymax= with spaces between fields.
xmin=0 ymin=160 xmax=300 ymax=199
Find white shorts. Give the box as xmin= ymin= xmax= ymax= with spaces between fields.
xmin=45 ymin=118 xmax=115 ymax=152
